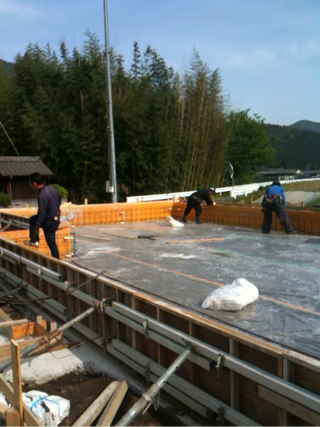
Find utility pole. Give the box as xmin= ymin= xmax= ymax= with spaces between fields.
xmin=103 ymin=0 xmax=117 ymax=202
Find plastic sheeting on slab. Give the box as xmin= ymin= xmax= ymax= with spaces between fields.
xmin=71 ymin=222 xmax=320 ymax=359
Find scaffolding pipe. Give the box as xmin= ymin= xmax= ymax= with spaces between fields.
xmin=116 ymin=345 xmax=193 ymax=426
xmin=0 ymin=300 xmax=103 ymax=372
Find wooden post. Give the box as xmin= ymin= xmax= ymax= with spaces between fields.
xmin=84 ymin=199 xmax=88 ymax=205
xmin=50 ymin=321 xmax=57 ymax=332
xmin=11 ymin=340 xmax=23 ymax=426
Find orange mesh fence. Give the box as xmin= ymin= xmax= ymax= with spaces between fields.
xmin=1 ymin=226 xmax=73 ymax=258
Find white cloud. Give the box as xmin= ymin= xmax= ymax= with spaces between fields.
xmin=0 ymin=0 xmax=37 ymax=16
xmin=221 ymin=48 xmax=276 ymax=69
xmin=283 ymin=39 xmax=320 ymax=60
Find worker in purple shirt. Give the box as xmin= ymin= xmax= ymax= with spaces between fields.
xmin=24 ymin=172 xmax=61 ymax=259
xmin=261 ymin=180 xmax=295 ymax=234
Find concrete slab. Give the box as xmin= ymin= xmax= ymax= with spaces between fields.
xmin=70 ymin=221 xmax=320 ymax=359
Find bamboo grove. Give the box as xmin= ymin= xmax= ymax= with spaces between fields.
xmin=0 ymin=32 xmax=274 ymax=203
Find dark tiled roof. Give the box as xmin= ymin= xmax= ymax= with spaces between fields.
xmin=0 ymin=156 xmax=54 ymax=177
xmin=257 ymin=169 xmax=300 ymax=175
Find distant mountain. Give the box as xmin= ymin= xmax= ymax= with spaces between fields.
xmin=290 ymin=120 xmax=320 ymax=133
xmin=266 ymin=123 xmax=320 ymax=170
xmin=0 ymin=59 xmax=14 ymax=76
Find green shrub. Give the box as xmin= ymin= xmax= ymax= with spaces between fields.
xmin=0 ymin=192 xmax=11 ymax=207
xmin=51 ymin=184 xmax=68 ymax=199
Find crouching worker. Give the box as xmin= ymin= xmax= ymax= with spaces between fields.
xmin=261 ymin=180 xmax=295 ymax=234
xmin=24 ymin=173 xmax=61 ymax=259
xmin=181 ymin=187 xmax=216 ymax=224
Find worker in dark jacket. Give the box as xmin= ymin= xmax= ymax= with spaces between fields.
xmin=261 ymin=180 xmax=294 ymax=234
xmin=24 ymin=173 xmax=61 ymax=259
xmin=181 ymin=187 xmax=216 ymax=224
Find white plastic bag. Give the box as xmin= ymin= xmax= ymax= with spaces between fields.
xmin=23 ymin=391 xmax=48 ymax=425
xmin=23 ymin=390 xmax=70 ymax=426
xmin=60 ymin=211 xmax=75 ymax=222
xmin=201 ymin=278 xmax=259 ymax=311
xmin=43 ymin=395 xmax=70 ymax=425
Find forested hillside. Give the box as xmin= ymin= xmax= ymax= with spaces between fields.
xmin=0 ymin=33 xmax=275 ymax=202
xmin=266 ymin=124 xmax=320 ymax=169
xmin=290 ymin=120 xmax=320 ymax=133
xmin=0 ymin=59 xmax=14 ymax=76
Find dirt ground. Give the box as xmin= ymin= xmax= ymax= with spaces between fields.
xmin=23 ymin=372 xmax=169 ymax=426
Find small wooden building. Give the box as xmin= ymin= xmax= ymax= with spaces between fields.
xmin=0 ymin=156 xmax=54 ymax=204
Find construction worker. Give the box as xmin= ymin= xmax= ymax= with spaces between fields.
xmin=181 ymin=187 xmax=216 ymax=224
xmin=24 ymin=173 xmax=61 ymax=259
xmin=261 ymin=180 xmax=295 ymax=234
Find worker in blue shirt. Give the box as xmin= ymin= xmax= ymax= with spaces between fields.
xmin=24 ymin=173 xmax=61 ymax=259
xmin=261 ymin=180 xmax=295 ymax=234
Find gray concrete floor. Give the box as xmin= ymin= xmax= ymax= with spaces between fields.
xmin=67 ymin=219 xmax=320 ymax=359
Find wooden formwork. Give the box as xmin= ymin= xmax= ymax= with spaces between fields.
xmin=0 ymin=235 xmax=319 ymax=426
xmin=1 ymin=203 xmax=320 ymax=425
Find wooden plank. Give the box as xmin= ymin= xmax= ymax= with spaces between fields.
xmin=259 ymin=385 xmax=320 ymax=426
xmin=0 ymin=308 xmax=14 ymax=338
xmin=78 ymin=235 xmax=112 ymax=241
xmin=11 ymin=340 xmax=23 ymax=426
xmin=10 ymin=319 xmax=47 ymax=340
xmin=0 ymin=375 xmax=42 ymax=426
xmin=101 ymin=230 xmax=140 ymax=239
xmin=0 ymin=331 xmax=63 ymax=363
xmin=0 ymin=308 xmax=11 ymax=322
xmin=6 ymin=407 xmax=20 ymax=426
xmin=0 ymin=401 xmax=9 ymax=417
xmin=167 ymin=237 xmax=225 ymax=244
xmin=72 ymin=381 xmax=119 ymax=426
xmin=0 ymin=319 xmax=29 ymax=328
xmin=96 ymin=380 xmax=128 ymax=426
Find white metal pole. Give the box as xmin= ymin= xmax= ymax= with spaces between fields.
xmin=103 ymin=0 xmax=118 ymax=202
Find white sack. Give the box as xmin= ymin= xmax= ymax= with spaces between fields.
xmin=23 ymin=390 xmax=70 ymax=426
xmin=201 ymin=278 xmax=259 ymax=311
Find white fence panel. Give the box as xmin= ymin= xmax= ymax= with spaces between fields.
xmin=126 ymin=178 xmax=319 ymax=203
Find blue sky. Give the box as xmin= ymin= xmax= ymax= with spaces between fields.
xmin=1 ymin=0 xmax=319 ymax=126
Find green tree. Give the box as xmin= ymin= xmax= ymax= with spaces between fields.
xmin=179 ymin=50 xmax=229 ymax=190
xmin=227 ymin=111 xmax=275 ymax=184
